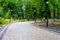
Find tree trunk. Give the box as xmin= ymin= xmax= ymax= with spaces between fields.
xmin=54 ymin=9 xmax=56 ymax=19
xmin=10 ymin=10 xmax=12 ymax=22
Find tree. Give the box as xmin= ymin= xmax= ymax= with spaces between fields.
xmin=7 ymin=2 xmax=15 ymax=22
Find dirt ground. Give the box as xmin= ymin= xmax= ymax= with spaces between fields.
xmin=35 ymin=20 xmax=60 ymax=31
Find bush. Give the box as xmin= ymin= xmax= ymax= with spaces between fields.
xmin=0 ymin=17 xmax=4 ymax=24
xmin=42 ymin=17 xmax=45 ymax=21
xmin=0 ymin=17 xmax=10 ymax=25
xmin=4 ymin=19 xmax=10 ymax=24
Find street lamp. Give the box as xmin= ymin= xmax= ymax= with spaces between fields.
xmin=46 ymin=1 xmax=49 ymax=28
xmin=33 ymin=8 xmax=36 ymax=23
xmin=46 ymin=1 xmax=49 ymax=4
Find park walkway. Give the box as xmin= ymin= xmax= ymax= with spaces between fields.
xmin=0 ymin=22 xmax=60 ymax=40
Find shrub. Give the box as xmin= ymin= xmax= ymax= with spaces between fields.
xmin=0 ymin=17 xmax=4 ymax=24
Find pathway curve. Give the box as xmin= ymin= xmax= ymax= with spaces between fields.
xmin=1 ymin=22 xmax=60 ymax=40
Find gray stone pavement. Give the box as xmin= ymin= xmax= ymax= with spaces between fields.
xmin=0 ymin=22 xmax=60 ymax=40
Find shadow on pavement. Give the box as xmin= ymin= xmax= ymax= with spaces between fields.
xmin=32 ymin=22 xmax=60 ymax=34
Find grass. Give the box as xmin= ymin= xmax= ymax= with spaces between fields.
xmin=0 ymin=19 xmax=28 ymax=27
xmin=12 ymin=19 xmax=28 ymax=22
xmin=0 ymin=24 xmax=3 ymax=27
xmin=0 ymin=19 xmax=11 ymax=27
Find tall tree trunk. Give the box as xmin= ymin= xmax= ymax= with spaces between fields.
xmin=10 ymin=10 xmax=12 ymax=22
xmin=53 ymin=6 xmax=56 ymax=19
xmin=54 ymin=9 xmax=56 ymax=19
xmin=17 ymin=13 xmax=20 ymax=22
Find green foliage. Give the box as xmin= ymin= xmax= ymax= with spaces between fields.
xmin=0 ymin=17 xmax=4 ymax=24
xmin=0 ymin=0 xmax=60 ymax=26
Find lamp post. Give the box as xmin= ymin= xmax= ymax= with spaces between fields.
xmin=33 ymin=8 xmax=36 ymax=23
xmin=46 ymin=1 xmax=49 ymax=28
